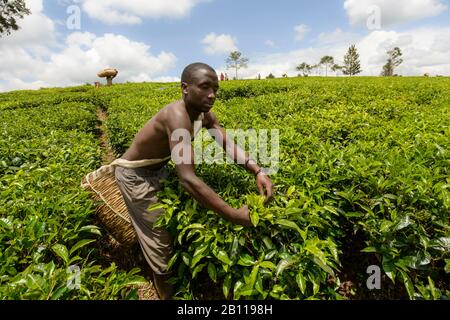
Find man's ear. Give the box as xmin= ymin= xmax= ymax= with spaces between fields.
xmin=181 ymin=82 xmax=188 ymax=95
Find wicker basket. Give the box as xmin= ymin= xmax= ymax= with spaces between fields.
xmin=81 ymin=165 xmax=137 ymax=247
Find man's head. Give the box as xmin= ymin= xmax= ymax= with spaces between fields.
xmin=181 ymin=63 xmax=219 ymax=113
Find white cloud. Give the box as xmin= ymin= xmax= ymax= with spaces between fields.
xmin=357 ymin=28 xmax=450 ymax=76
xmin=316 ymin=28 xmax=360 ymax=46
xmin=344 ymin=0 xmax=448 ymax=27
xmin=153 ymin=76 xmax=181 ymax=82
xmin=264 ymin=40 xmax=277 ymax=48
xmin=0 ymin=0 xmax=55 ymax=90
xmin=201 ymin=33 xmax=238 ymax=55
xmin=0 ymin=31 xmax=178 ymax=92
xmin=0 ymin=1 xmax=180 ymax=92
xmin=0 ymin=46 xmax=45 ymax=80
xmin=0 ymin=78 xmax=49 ymax=93
xmin=0 ymin=0 xmax=56 ymax=51
xmin=218 ymin=26 xmax=450 ymax=79
xmin=81 ymin=0 xmax=207 ymax=25
xmin=294 ymin=24 xmax=310 ymax=42
xmin=43 ymin=33 xmax=176 ymax=84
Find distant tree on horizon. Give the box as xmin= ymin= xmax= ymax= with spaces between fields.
xmin=226 ymin=51 xmax=249 ymax=80
xmin=296 ymin=62 xmax=312 ymax=77
xmin=311 ymin=64 xmax=321 ymax=76
xmin=0 ymin=0 xmax=31 ymax=36
xmin=381 ymin=47 xmax=403 ymax=76
xmin=343 ymin=44 xmax=362 ymax=76
xmin=331 ymin=64 xmax=344 ymax=77
xmin=320 ymin=56 xmax=335 ymax=77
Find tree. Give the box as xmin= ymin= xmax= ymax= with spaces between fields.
xmin=266 ymin=73 xmax=275 ymax=79
xmin=311 ymin=64 xmax=320 ymax=76
xmin=320 ymin=56 xmax=334 ymax=77
xmin=226 ymin=51 xmax=249 ymax=80
xmin=343 ymin=44 xmax=362 ymax=76
xmin=381 ymin=47 xmax=403 ymax=77
xmin=331 ymin=64 xmax=344 ymax=77
xmin=0 ymin=0 xmax=31 ymax=37
xmin=296 ymin=62 xmax=312 ymax=77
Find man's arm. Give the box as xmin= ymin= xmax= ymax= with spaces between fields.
xmin=205 ymin=112 xmax=274 ymax=200
xmin=167 ymin=113 xmax=251 ymax=226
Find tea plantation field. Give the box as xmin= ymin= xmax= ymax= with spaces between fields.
xmin=0 ymin=77 xmax=448 ymax=300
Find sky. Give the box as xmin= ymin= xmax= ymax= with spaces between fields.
xmin=0 ymin=0 xmax=449 ymax=92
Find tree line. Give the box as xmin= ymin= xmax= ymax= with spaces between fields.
xmin=296 ymin=45 xmax=403 ymax=77
xmin=227 ymin=45 xmax=404 ymax=80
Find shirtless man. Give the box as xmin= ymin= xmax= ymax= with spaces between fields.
xmin=115 ymin=62 xmax=273 ymax=299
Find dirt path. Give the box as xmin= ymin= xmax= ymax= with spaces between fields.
xmin=96 ymin=108 xmax=116 ymax=165
xmin=94 ymin=107 xmax=160 ymax=300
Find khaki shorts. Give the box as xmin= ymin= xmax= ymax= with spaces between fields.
xmin=115 ymin=165 xmax=172 ymax=275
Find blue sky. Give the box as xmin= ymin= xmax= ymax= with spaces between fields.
xmin=47 ymin=0 xmax=352 ymax=69
xmin=1 ymin=0 xmax=449 ymax=91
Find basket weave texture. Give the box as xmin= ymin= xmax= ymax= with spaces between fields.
xmin=81 ymin=165 xmax=137 ymax=247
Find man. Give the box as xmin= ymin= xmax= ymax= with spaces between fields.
xmin=115 ymin=62 xmax=273 ymax=299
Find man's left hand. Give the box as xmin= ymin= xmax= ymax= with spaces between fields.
xmin=256 ymin=172 xmax=273 ymax=202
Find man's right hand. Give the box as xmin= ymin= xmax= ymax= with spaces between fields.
xmin=232 ymin=205 xmax=252 ymax=227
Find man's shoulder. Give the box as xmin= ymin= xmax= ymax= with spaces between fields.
xmin=162 ymin=99 xmax=183 ymax=113
xmin=158 ymin=100 xmax=184 ymax=118
xmin=160 ymin=100 xmax=191 ymax=130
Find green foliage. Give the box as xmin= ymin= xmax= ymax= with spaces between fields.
xmin=0 ymin=90 xmax=146 ymax=299
xmin=102 ymin=76 xmax=449 ymax=300
xmin=296 ymin=63 xmax=312 ymax=77
xmin=0 ymin=76 xmax=448 ymax=300
xmin=343 ymin=45 xmax=362 ymax=76
xmin=381 ymin=47 xmax=403 ymax=77
xmin=0 ymin=0 xmax=31 ymax=36
xmin=226 ymin=51 xmax=249 ymax=80
xmin=320 ymin=56 xmax=334 ymax=77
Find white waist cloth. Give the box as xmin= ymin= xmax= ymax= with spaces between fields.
xmin=110 ymin=157 xmax=170 ymax=168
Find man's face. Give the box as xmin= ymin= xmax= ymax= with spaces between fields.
xmin=183 ymin=68 xmax=219 ymax=113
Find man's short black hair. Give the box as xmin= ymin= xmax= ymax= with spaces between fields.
xmin=181 ymin=63 xmax=216 ymax=84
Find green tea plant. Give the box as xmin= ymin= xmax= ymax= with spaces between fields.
xmin=0 ymin=97 xmax=147 ymax=299
xmin=0 ymin=76 xmax=448 ymax=300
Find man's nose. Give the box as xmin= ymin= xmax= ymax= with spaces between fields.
xmin=208 ymin=90 xmax=216 ymax=99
